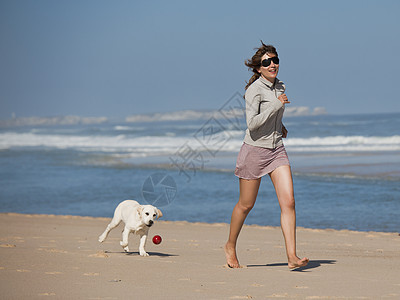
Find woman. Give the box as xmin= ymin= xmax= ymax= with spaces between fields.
xmin=224 ymin=42 xmax=309 ymax=269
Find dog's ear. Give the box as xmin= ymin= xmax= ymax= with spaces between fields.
xmin=137 ymin=206 xmax=142 ymax=217
xmin=156 ymin=208 xmax=163 ymax=219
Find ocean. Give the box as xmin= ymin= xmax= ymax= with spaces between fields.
xmin=1 ymin=112 xmax=399 ymax=233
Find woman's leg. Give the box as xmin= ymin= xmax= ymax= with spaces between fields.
xmin=269 ymin=165 xmax=309 ymax=269
xmin=225 ymin=177 xmax=261 ymax=268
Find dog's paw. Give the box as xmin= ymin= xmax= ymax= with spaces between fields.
xmin=98 ymin=235 xmax=105 ymax=243
xmin=123 ymin=246 xmax=130 ymax=252
xmin=120 ymin=241 xmax=128 ymax=248
xmin=139 ymin=251 xmax=149 ymax=257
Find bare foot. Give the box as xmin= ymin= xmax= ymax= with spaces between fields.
xmin=224 ymin=243 xmax=240 ymax=268
xmin=288 ymin=257 xmax=309 ymax=270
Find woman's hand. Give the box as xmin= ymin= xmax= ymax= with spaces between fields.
xmin=278 ymin=93 xmax=290 ymax=105
xmin=282 ymin=125 xmax=288 ymax=138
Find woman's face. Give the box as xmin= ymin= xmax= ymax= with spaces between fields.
xmin=258 ymin=53 xmax=279 ymax=83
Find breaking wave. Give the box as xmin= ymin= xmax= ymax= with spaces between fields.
xmin=1 ymin=130 xmax=399 ymax=155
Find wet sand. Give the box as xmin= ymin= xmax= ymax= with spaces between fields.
xmin=0 ymin=213 xmax=399 ymax=299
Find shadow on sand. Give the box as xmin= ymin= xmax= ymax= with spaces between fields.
xmin=104 ymin=250 xmax=178 ymax=257
xmin=247 ymin=260 xmax=336 ymax=272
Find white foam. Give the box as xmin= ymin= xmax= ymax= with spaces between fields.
xmin=284 ymin=135 xmax=400 ymax=152
xmin=1 ymin=131 xmax=399 ymax=155
xmin=113 ymin=125 xmax=133 ymax=131
xmin=0 ymin=132 xmax=233 ymax=156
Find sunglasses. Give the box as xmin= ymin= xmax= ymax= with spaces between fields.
xmin=261 ymin=57 xmax=279 ymax=67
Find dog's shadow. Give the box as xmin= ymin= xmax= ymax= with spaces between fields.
xmin=105 ymin=251 xmax=178 ymax=257
xmin=247 ymin=259 xmax=336 ymax=272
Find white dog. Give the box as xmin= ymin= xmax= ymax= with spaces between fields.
xmin=98 ymin=200 xmax=163 ymax=256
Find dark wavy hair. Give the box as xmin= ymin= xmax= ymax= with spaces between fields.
xmin=244 ymin=41 xmax=278 ymax=90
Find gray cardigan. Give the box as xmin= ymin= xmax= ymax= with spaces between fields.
xmin=243 ymin=76 xmax=286 ymax=149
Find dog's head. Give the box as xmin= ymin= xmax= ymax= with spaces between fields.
xmin=137 ymin=205 xmax=163 ymax=227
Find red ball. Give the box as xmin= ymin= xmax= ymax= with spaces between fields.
xmin=152 ymin=235 xmax=162 ymax=245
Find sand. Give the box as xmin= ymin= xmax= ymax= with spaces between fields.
xmin=0 ymin=213 xmax=399 ymax=299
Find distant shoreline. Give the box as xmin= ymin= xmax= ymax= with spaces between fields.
xmin=0 ymin=106 xmax=327 ymax=127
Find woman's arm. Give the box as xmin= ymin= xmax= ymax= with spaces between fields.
xmin=245 ymin=92 xmax=284 ymax=131
xmin=282 ymin=125 xmax=288 ymax=138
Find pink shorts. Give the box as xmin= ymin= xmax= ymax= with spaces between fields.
xmin=234 ymin=143 xmax=290 ymax=180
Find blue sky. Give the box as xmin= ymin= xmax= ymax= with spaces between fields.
xmin=1 ymin=0 xmax=399 ymax=119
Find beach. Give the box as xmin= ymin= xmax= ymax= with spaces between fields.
xmin=1 ymin=213 xmax=399 ymax=299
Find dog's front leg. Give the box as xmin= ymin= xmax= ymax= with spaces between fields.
xmin=138 ymin=233 xmax=149 ymax=257
xmin=120 ymin=226 xmax=130 ymax=252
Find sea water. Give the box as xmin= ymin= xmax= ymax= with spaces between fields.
xmin=0 ymin=113 xmax=399 ymax=232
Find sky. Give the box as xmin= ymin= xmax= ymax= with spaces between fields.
xmin=1 ymin=0 xmax=400 ymax=119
